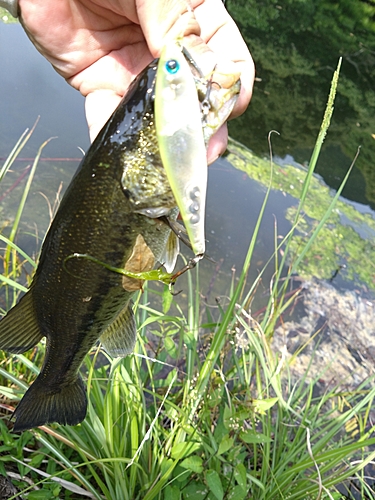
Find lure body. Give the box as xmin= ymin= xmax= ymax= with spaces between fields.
xmin=155 ymin=42 xmax=208 ymax=256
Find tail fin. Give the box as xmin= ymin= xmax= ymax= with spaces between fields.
xmin=12 ymin=375 xmax=87 ymax=432
xmin=0 ymin=291 xmax=43 ymax=353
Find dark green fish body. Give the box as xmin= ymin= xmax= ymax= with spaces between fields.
xmin=0 ymin=62 xmax=178 ymax=431
xmin=0 ymin=58 xmax=240 ymax=432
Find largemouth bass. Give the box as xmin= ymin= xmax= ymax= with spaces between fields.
xmin=0 ymin=55 xmax=240 ymax=432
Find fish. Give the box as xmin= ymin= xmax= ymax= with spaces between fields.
xmin=155 ymin=42 xmax=240 ymax=257
xmin=0 ymin=53 xmax=240 ymax=432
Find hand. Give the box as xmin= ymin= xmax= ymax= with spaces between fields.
xmin=18 ymin=0 xmax=254 ymax=163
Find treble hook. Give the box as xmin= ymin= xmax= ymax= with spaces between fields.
xmin=168 ymin=254 xmax=205 ymax=294
xmin=201 ymin=65 xmax=217 ymax=124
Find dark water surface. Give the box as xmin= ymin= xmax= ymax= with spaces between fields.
xmin=1 ymin=17 xmax=375 ymax=305
xmin=0 ymin=22 xmax=89 ymax=158
xmin=0 ymin=20 xmax=293 ymax=306
xmin=227 ymin=0 xmax=375 ymax=211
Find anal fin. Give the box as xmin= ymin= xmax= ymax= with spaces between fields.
xmin=100 ymin=302 xmax=137 ymax=358
xmin=0 ymin=291 xmax=43 ymax=353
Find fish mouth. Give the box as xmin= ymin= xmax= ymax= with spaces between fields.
xmin=183 ymin=46 xmax=241 ymax=145
xmin=198 ymin=78 xmax=241 ymax=145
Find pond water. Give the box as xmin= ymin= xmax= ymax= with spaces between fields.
xmin=1 ymin=8 xmax=375 ymax=398
xmin=0 ymin=18 xmax=294 ymax=310
xmin=226 ymin=0 xmax=375 ymax=210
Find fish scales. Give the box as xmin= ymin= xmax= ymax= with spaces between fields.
xmin=0 ymin=56 xmax=240 ymax=431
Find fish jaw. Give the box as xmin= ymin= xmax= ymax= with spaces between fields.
xmin=155 ymin=41 xmax=207 ymax=257
xmin=198 ymin=77 xmax=241 ymax=146
xmin=180 ymin=46 xmax=241 ymax=145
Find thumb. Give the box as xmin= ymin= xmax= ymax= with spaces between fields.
xmin=136 ymin=0 xmax=200 ymax=57
xmin=85 ymin=90 xmax=122 ymax=142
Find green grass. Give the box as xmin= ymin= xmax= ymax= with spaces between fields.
xmin=1 ymin=60 xmax=375 ymax=499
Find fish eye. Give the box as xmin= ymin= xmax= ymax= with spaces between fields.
xmin=165 ymin=59 xmax=180 ymax=74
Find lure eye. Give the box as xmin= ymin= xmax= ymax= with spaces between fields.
xmin=165 ymin=59 xmax=180 ymax=74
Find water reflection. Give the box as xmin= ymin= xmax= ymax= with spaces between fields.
xmin=227 ymin=0 xmax=375 ymax=208
xmin=227 ymin=139 xmax=375 ymax=296
xmin=0 ymin=22 xmax=89 ymax=159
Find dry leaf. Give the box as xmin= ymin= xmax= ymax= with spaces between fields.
xmin=122 ymin=234 xmax=155 ymax=291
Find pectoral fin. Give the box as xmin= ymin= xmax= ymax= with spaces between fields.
xmin=100 ymin=302 xmax=136 ymax=358
xmin=160 ymin=230 xmax=179 ymax=273
xmin=0 ymin=290 xmax=43 ymax=353
xmin=167 ymin=218 xmax=192 ymax=250
xmin=161 ymin=217 xmax=215 ymax=265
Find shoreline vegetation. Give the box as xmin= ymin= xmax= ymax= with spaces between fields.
xmin=227 ymin=137 xmax=375 ymax=294
xmin=1 ymin=60 xmax=375 ymax=499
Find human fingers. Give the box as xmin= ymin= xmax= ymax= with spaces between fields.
xmin=18 ymin=0 xmax=149 ymax=82
xmin=135 ymin=0 xmax=201 ymax=56
xmin=207 ymin=124 xmax=228 ymax=165
xmin=85 ymin=90 xmax=123 ymax=142
xmin=137 ymin=0 xmax=253 ymax=119
xmin=193 ymin=0 xmax=254 ymax=119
